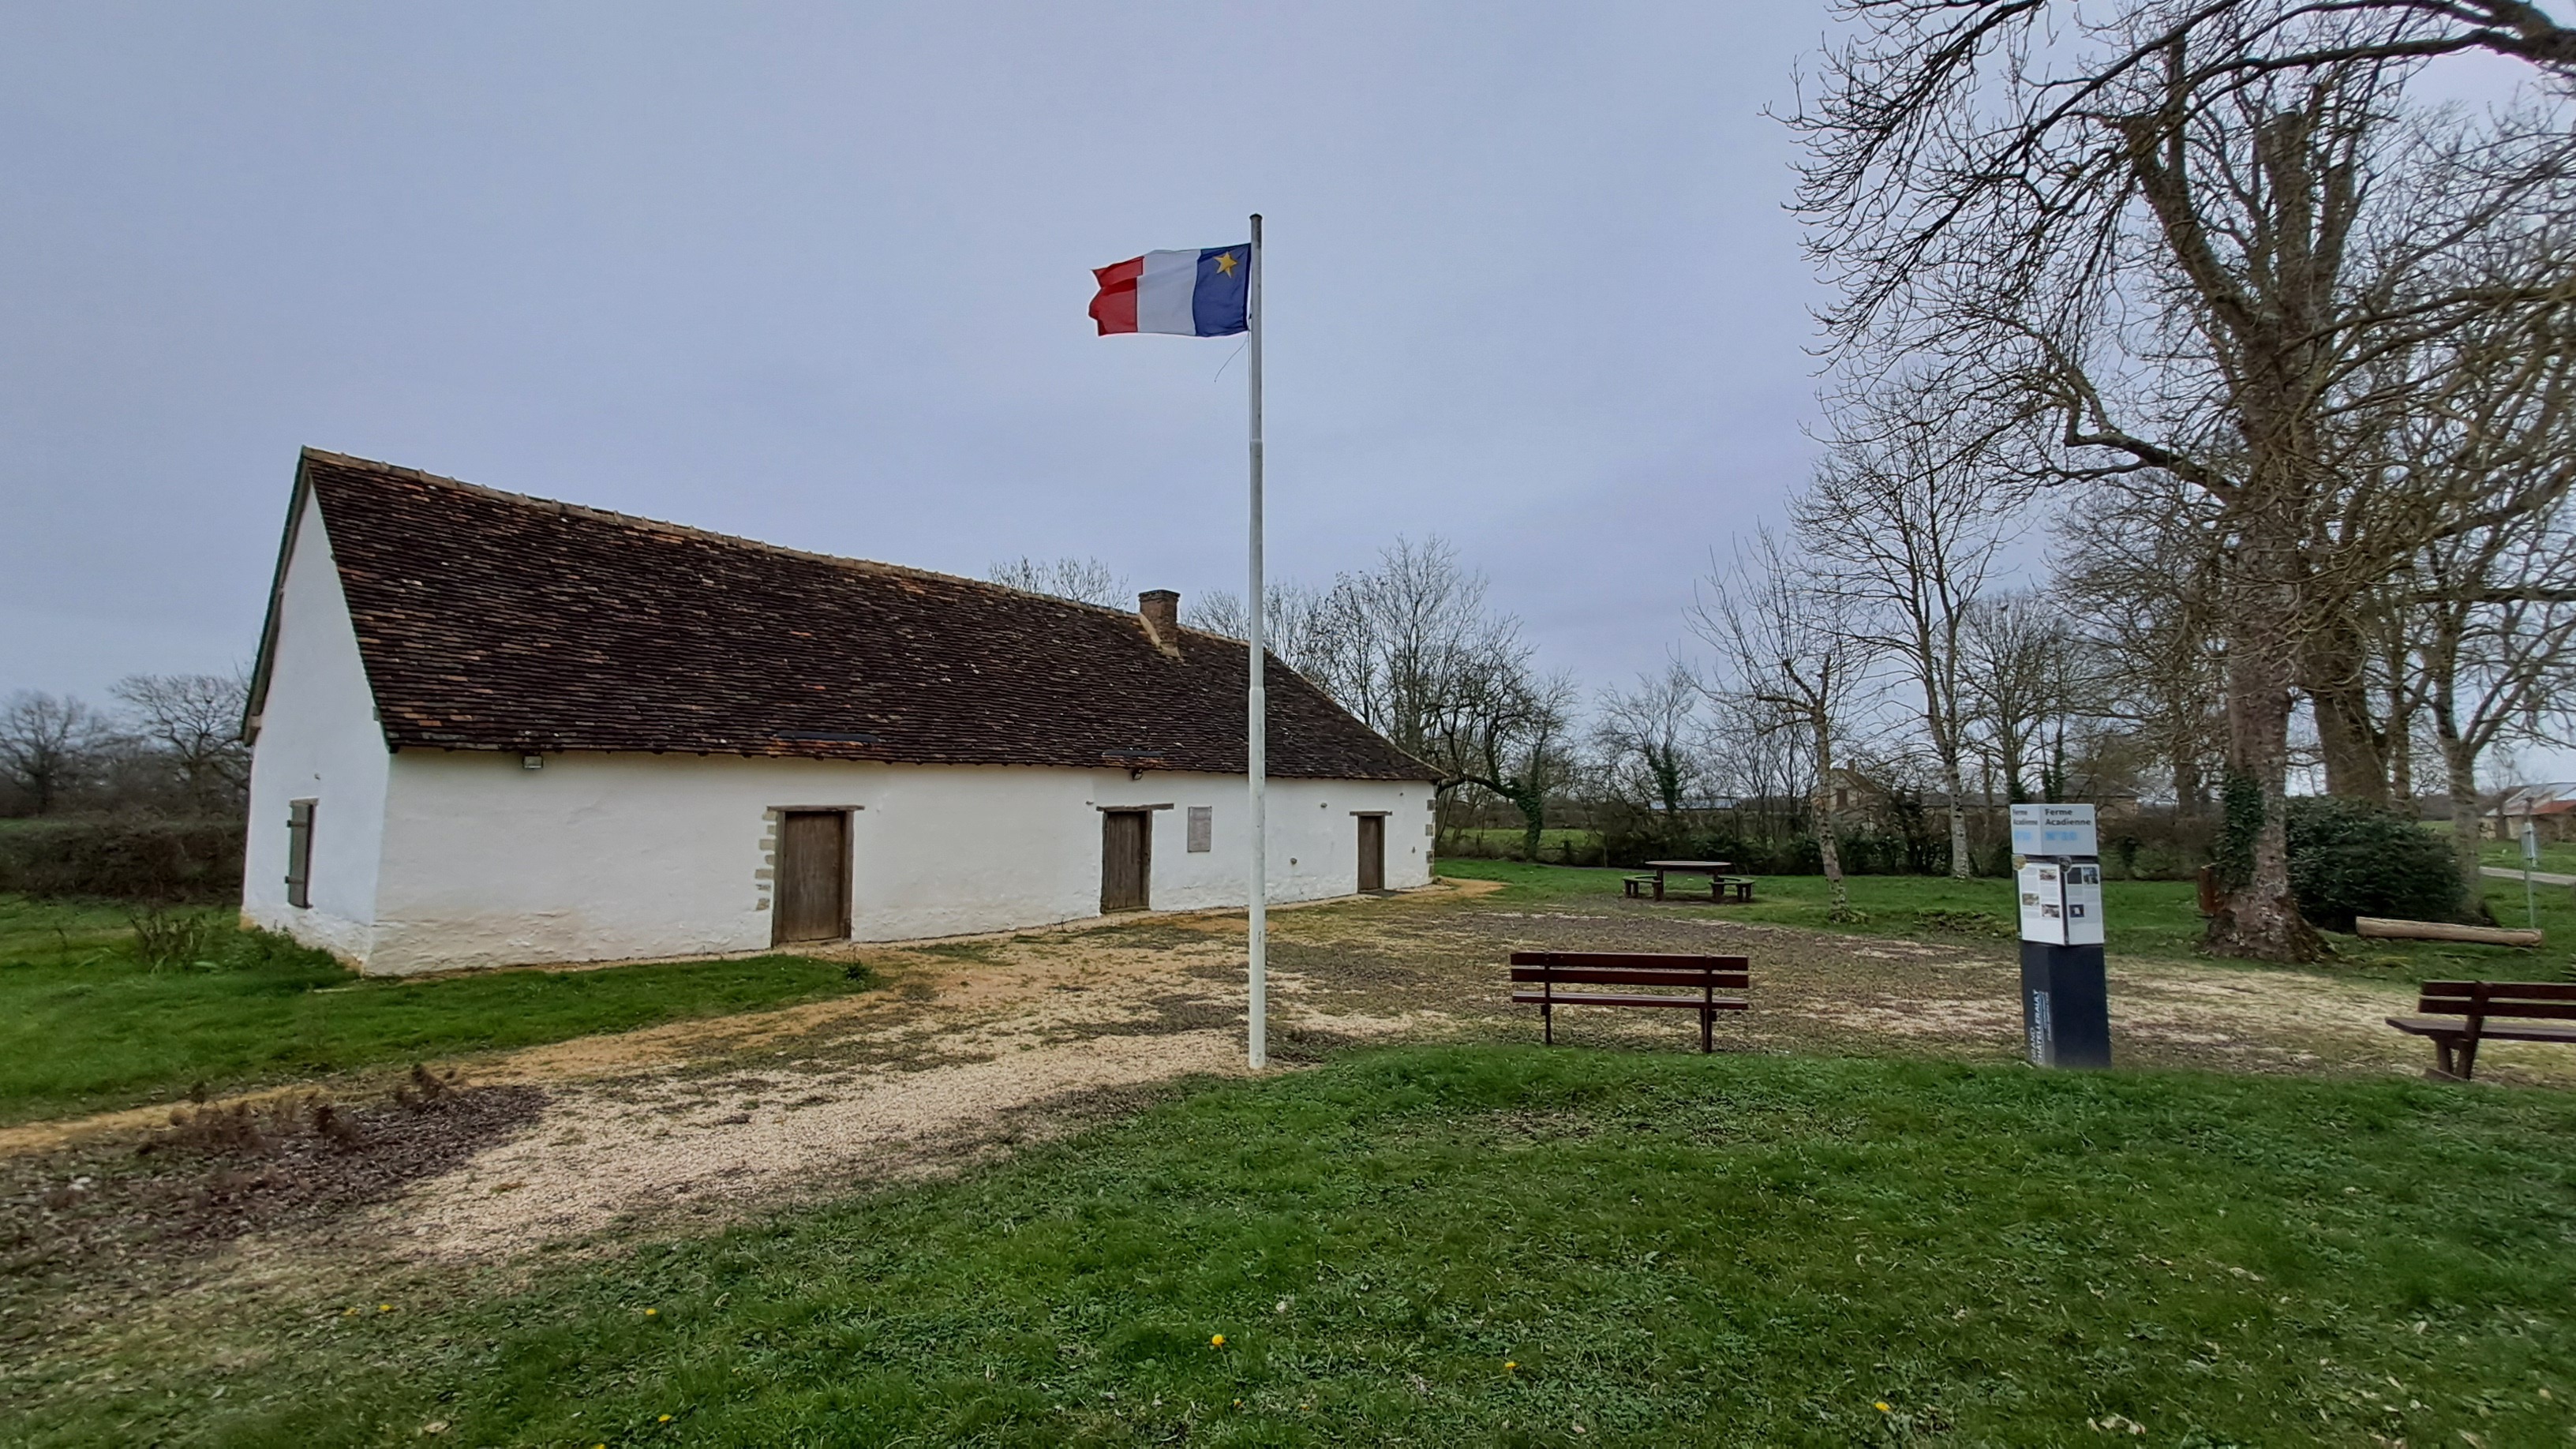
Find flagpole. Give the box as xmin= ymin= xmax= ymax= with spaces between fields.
xmin=1245 ymin=212 xmax=1267 ymax=1072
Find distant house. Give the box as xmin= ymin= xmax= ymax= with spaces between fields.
xmin=242 ymin=451 xmax=1437 ymax=975
xmin=2492 ymin=783 xmax=2576 ymax=843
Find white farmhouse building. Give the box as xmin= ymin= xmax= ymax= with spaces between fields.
xmin=242 ymin=450 xmax=1438 ymax=975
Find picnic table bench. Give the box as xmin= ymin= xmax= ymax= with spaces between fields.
xmin=2387 ymin=980 xmax=2576 ymax=1080
xmin=1620 ymin=861 xmax=1753 ymax=903
xmin=1510 ymin=950 xmax=1749 ymax=1053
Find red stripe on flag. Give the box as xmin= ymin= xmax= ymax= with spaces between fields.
xmin=1089 ymin=256 xmax=1142 ymax=335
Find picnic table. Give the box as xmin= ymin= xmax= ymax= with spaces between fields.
xmin=1634 ymin=861 xmax=1735 ymax=902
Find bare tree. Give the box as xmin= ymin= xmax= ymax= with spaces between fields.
xmin=1960 ymin=591 xmax=2072 ymax=810
xmin=1793 ymin=3 xmax=2576 ymax=958
xmin=1699 ymin=683 xmax=1816 ymax=853
xmin=2410 ymin=498 xmax=2576 ymax=895
xmin=1222 ymin=537 xmax=1563 ymax=848
xmin=1592 ymin=661 xmax=1707 ymax=830
xmin=0 ymin=692 xmax=106 ymax=816
xmin=987 ymin=556 xmax=1134 ymax=608
xmin=2050 ymin=477 xmax=2230 ymax=813
xmin=113 ymin=672 xmax=251 ymax=811
xmin=1181 ymin=582 xmax=1338 ymax=684
xmin=1691 ymin=531 xmax=1876 ymax=914
xmin=1299 ymin=537 xmax=1526 ymax=766
xmin=1437 ymin=668 xmax=1582 ymax=861
xmin=1793 ymin=372 xmax=2020 ymax=877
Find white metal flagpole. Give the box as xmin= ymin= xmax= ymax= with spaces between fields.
xmin=1245 ymin=212 xmax=1267 ymax=1071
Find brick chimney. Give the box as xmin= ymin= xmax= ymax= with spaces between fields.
xmin=1137 ymin=590 xmax=1181 ymax=657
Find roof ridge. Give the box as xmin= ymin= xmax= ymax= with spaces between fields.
xmin=295 ymin=447 xmax=1162 ymax=623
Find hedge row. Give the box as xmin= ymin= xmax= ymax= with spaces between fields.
xmin=0 ymin=816 xmax=245 ymax=902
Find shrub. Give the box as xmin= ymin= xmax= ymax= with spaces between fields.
xmin=127 ymin=906 xmax=225 ymax=970
xmin=0 ymin=814 xmax=244 ymax=901
xmin=1915 ymin=908 xmax=2015 ymax=938
xmin=2284 ymin=796 xmax=2466 ymax=934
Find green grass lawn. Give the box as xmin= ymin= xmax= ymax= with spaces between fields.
xmin=24 ymin=1046 xmax=2574 ymax=1446
xmin=1435 ymin=859 xmax=2576 ymax=983
xmin=0 ymin=895 xmax=874 ymax=1124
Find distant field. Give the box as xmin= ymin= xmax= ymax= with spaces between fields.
xmin=1434 ymin=859 xmax=2576 ymax=982
xmin=0 ymin=895 xmax=877 ymax=1124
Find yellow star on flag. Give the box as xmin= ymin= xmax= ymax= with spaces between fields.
xmin=1213 ymin=251 xmax=1239 ymax=275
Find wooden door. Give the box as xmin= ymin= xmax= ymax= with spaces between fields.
xmin=775 ymin=810 xmax=849 ymax=944
xmin=1101 ymin=810 xmax=1151 ymax=913
xmin=1357 ymin=814 xmax=1386 ymax=893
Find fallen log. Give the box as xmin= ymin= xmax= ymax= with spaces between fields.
xmin=2355 ymin=916 xmax=2543 ymax=948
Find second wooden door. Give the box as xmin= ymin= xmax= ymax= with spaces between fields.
xmin=1101 ymin=810 xmax=1151 ymax=913
xmin=1357 ymin=814 xmax=1386 ymax=893
xmin=775 ymin=810 xmax=849 ymax=944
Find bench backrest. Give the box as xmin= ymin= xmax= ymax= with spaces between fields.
xmin=1509 ymin=950 xmax=1749 ymax=988
xmin=2414 ymin=980 xmax=2576 ymax=1022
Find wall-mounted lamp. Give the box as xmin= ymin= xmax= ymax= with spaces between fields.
xmin=521 ymin=754 xmax=544 ymax=771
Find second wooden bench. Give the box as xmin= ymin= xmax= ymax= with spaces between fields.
xmin=2387 ymin=979 xmax=2576 ymax=1080
xmin=1510 ymin=950 xmax=1750 ymax=1053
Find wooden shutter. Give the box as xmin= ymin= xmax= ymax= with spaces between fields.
xmin=1186 ymin=805 xmax=1212 ymax=852
xmin=774 ymin=810 xmax=851 ymax=944
xmin=285 ymin=799 xmax=316 ymax=908
xmin=1101 ymin=811 xmax=1151 ymax=912
xmin=1357 ymin=814 xmax=1385 ymax=893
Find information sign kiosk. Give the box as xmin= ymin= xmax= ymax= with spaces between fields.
xmin=2011 ymin=803 xmax=2111 ymax=1069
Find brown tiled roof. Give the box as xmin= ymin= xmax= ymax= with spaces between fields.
xmin=249 ymin=450 xmax=1436 ymax=781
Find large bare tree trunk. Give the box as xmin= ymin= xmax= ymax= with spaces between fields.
xmin=2443 ymin=739 xmax=2485 ymax=904
xmin=2173 ymin=748 xmax=2206 ymax=818
xmin=2305 ymin=622 xmax=2391 ymax=802
xmin=2204 ymin=521 xmax=2326 ymax=961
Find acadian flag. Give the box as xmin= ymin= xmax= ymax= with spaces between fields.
xmin=1088 ymin=245 xmax=1251 ymax=337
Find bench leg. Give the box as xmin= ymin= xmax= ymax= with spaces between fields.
xmin=1700 ymin=1006 xmax=1713 ymax=1054
xmin=1543 ymin=1002 xmax=1552 ymax=1046
xmin=2457 ymin=1035 xmax=2481 ymax=1082
xmin=2432 ymin=1031 xmax=2473 ymax=1077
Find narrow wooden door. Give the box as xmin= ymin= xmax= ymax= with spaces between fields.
xmin=775 ymin=810 xmax=849 ymax=944
xmin=1101 ymin=811 xmax=1151 ymax=913
xmin=1357 ymin=814 xmax=1386 ymax=892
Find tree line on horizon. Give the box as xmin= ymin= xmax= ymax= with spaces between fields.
xmin=0 ymin=675 xmax=250 ymax=821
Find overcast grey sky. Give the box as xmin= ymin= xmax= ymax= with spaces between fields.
xmin=0 ymin=2 xmax=1829 ymax=710
xmin=13 ymin=4 xmax=2561 ymax=784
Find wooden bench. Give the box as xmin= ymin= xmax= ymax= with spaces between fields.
xmin=2387 ymin=980 xmax=2576 ymax=1080
xmin=1718 ymin=875 xmax=1755 ymax=903
xmin=1510 ymin=950 xmax=1748 ymax=1053
xmin=1621 ymin=874 xmax=1657 ymax=899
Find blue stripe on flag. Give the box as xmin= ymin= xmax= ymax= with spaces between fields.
xmin=1193 ymin=245 xmax=1250 ymax=337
